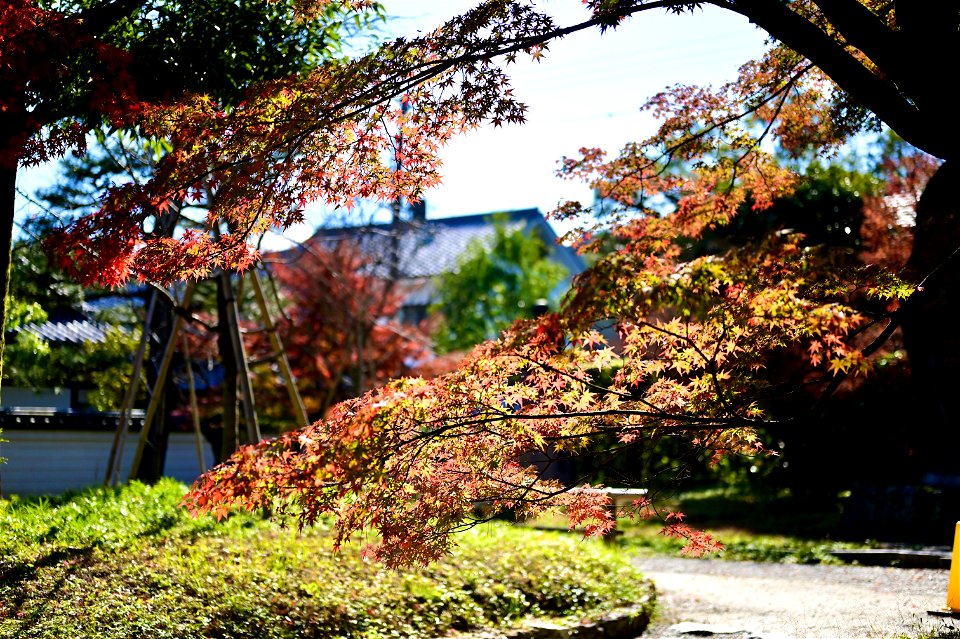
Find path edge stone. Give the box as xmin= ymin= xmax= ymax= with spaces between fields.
xmin=502 ymin=581 xmax=657 ymax=639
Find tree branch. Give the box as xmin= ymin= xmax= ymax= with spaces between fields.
xmin=727 ymin=0 xmax=952 ymax=159
xmin=809 ymin=0 xmax=900 ymax=73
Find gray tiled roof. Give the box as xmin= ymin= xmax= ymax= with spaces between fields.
xmin=12 ymin=291 xmax=141 ymax=346
xmin=17 ymin=319 xmax=113 ymax=345
xmin=296 ymin=208 xmax=586 ymax=281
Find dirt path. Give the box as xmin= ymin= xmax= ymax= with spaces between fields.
xmin=634 ymin=556 xmax=959 ymax=639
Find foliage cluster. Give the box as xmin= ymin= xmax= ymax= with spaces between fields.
xmin=263 ymin=238 xmax=430 ymax=419
xmin=1 ymin=315 xmax=140 ymax=410
xmin=431 ymin=215 xmax=569 ymax=354
xmin=0 ymin=480 xmax=653 ymax=639
xmin=182 ymin=0 xmax=942 ymax=559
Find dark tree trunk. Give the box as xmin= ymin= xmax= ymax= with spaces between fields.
xmin=0 ymin=163 xmax=16 ymax=400
xmin=901 ymin=159 xmax=960 ymax=480
xmin=134 ymin=291 xmax=174 ymax=483
xmin=217 ymin=274 xmax=240 ymax=461
xmin=0 ymin=107 xmax=24 ymax=402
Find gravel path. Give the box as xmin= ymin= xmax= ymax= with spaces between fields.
xmin=634 ymin=556 xmax=960 ymax=639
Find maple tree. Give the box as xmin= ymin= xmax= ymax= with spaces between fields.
xmin=7 ymin=0 xmax=951 ymax=561
xmin=255 ymin=237 xmax=429 ymax=421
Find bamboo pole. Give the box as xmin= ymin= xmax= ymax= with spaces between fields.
xmin=127 ymin=281 xmax=196 ymax=481
xmin=105 ymin=291 xmax=157 ymax=486
xmin=219 ymin=269 xmax=260 ymax=445
xmin=180 ymin=333 xmax=206 ymax=473
xmin=248 ymin=269 xmax=310 ymax=430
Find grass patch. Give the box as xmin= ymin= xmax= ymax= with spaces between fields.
xmin=653 ymin=485 xmax=845 ymax=536
xmin=0 ymin=478 xmax=246 ymax=559
xmin=897 ymin=623 xmax=960 ymax=639
xmin=617 ymin=522 xmax=869 ymax=564
xmin=524 ymin=485 xmax=878 ymax=564
xmin=0 ymin=480 xmax=654 ymax=639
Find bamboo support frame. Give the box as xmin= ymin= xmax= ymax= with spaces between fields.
xmin=219 ymin=269 xmax=260 ymax=445
xmin=249 ymin=268 xmax=310 ymax=430
xmin=105 ymin=291 xmax=157 ymax=486
xmin=115 ymin=264 xmax=309 ymax=483
xmin=180 ymin=333 xmax=206 ymax=474
xmin=127 ymin=281 xmax=196 ymax=481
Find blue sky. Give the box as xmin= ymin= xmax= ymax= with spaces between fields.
xmin=376 ymin=2 xmax=768 ymax=226
xmin=15 ymin=1 xmax=769 ymax=245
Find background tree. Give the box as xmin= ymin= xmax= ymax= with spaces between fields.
xmin=431 ymin=216 xmax=569 ymax=354
xmin=257 ymin=238 xmax=430 ymax=422
xmin=2 ymin=300 xmax=141 ymax=411
xmin=3 ymin=217 xmax=141 ymax=409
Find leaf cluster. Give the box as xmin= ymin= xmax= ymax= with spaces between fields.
xmin=259 ymin=236 xmax=430 ymax=418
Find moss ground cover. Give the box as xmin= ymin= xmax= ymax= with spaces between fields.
xmin=0 ymin=479 xmax=653 ymax=639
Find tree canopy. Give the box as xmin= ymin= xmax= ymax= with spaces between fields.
xmin=0 ymin=0 xmax=382 ymax=385
xmin=6 ymin=1 xmax=956 ymax=563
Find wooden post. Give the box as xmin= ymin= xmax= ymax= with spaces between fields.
xmin=219 ymin=269 xmax=260 ymax=445
xmin=248 ymin=268 xmax=310 ymax=430
xmin=128 ymin=281 xmax=195 ymax=481
xmin=180 ymin=333 xmax=206 ymax=474
xmin=105 ymin=291 xmax=157 ymax=486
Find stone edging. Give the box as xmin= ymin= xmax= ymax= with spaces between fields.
xmin=441 ymin=581 xmax=656 ymax=639
xmin=827 ymin=548 xmax=951 ymax=569
xmin=503 ymin=598 xmax=655 ymax=639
